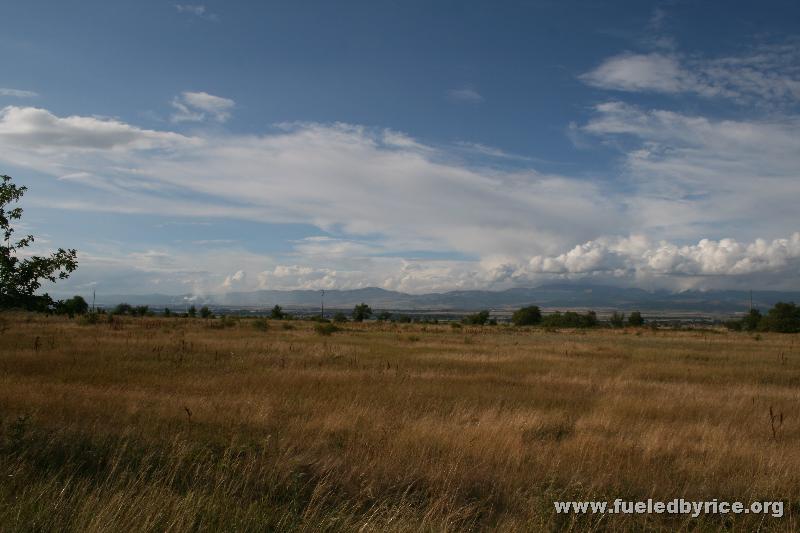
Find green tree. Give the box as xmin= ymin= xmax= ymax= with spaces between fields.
xmin=352 ymin=303 xmax=372 ymax=322
xmin=376 ymin=310 xmax=392 ymax=321
xmin=200 ymin=305 xmax=213 ymax=318
xmin=55 ymin=295 xmax=89 ymax=317
xmin=463 ymin=310 xmax=490 ymax=325
xmin=163 ymin=307 xmax=172 ymax=317
xmin=760 ymin=302 xmax=800 ymax=333
xmin=332 ymin=312 xmax=348 ymax=323
xmin=542 ymin=310 xmax=598 ymax=328
xmin=628 ymin=311 xmax=645 ymax=327
xmin=1 ymin=175 xmax=78 ymax=311
xmin=270 ymin=305 xmax=285 ymax=320
xmin=609 ymin=311 xmax=625 ymax=328
xmin=187 ymin=305 xmax=197 ymax=318
xmin=742 ymin=309 xmax=762 ymax=331
xmin=113 ymin=303 xmax=133 ymax=315
xmin=511 ymin=305 xmax=542 ymax=326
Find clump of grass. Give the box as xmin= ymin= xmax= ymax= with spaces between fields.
xmin=522 ymin=420 xmax=575 ymax=443
xmin=252 ymin=318 xmax=269 ymax=332
xmin=282 ymin=323 xmax=295 ymax=330
xmin=314 ymin=323 xmax=339 ymax=336
xmin=79 ymin=312 xmax=100 ymax=325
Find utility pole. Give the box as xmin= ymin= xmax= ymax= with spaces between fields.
xmin=320 ymin=289 xmax=325 ymax=320
xmin=92 ymin=289 xmax=96 ymax=313
xmin=750 ymin=289 xmax=753 ymax=312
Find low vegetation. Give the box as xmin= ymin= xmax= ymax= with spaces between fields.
xmin=2 ymin=313 xmax=800 ymax=531
xmin=726 ymin=303 xmax=800 ymax=333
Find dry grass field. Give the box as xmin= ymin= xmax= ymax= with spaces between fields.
xmin=1 ymin=312 xmax=799 ymax=531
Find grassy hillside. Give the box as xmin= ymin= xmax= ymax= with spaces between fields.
xmin=1 ymin=313 xmax=798 ymax=531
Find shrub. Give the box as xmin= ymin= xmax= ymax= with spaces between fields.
xmin=252 ymin=318 xmax=269 ymax=331
xmin=133 ymin=305 xmax=150 ymax=317
xmin=724 ymin=309 xmax=760 ymax=331
xmin=55 ymin=295 xmax=89 ymax=317
xmin=314 ymin=323 xmax=339 ymax=336
xmin=352 ymin=303 xmax=372 ymax=322
xmin=463 ymin=310 xmax=490 ymax=325
xmin=200 ymin=306 xmax=213 ymax=319
xmin=512 ymin=305 xmax=542 ymax=326
xmin=332 ymin=312 xmax=348 ymax=323
xmin=187 ymin=305 xmax=197 ymax=318
xmin=724 ymin=319 xmax=743 ymax=331
xmin=542 ymin=310 xmax=598 ymax=328
xmin=163 ymin=308 xmax=172 ymax=317
xmin=113 ymin=303 xmax=133 ymax=315
xmin=80 ymin=312 xmax=100 ymax=325
xmin=609 ymin=311 xmax=625 ymax=328
xmin=376 ymin=311 xmax=392 ymax=321
xmin=628 ymin=311 xmax=645 ymax=327
xmin=270 ymin=305 xmax=285 ymax=320
xmin=743 ymin=309 xmax=762 ymax=331
xmin=760 ymin=302 xmax=800 ymax=333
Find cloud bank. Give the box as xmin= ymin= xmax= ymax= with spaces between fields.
xmin=2 ymin=35 xmax=800 ymax=294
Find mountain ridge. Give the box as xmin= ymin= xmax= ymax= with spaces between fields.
xmin=81 ymin=283 xmax=800 ymax=314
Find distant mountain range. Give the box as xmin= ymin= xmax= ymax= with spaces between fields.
xmin=89 ymin=283 xmax=800 ymax=315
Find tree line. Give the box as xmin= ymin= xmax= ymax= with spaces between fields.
xmin=725 ymin=304 xmax=800 ymax=333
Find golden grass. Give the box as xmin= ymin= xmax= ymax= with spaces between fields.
xmin=1 ymin=312 xmax=799 ymax=531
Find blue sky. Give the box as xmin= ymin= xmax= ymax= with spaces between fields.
xmin=1 ymin=0 xmax=799 ymax=296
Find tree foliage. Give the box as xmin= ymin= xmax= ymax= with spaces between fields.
xmin=55 ymin=295 xmax=89 ymax=317
xmin=113 ymin=303 xmax=133 ymax=315
xmin=742 ymin=309 xmax=762 ymax=331
xmin=542 ymin=310 xmax=598 ymax=328
xmin=352 ymin=303 xmax=372 ymax=322
xmin=609 ymin=311 xmax=625 ymax=328
xmin=628 ymin=311 xmax=645 ymax=327
xmin=724 ymin=303 xmax=800 ymax=333
xmin=1 ymin=175 xmax=78 ymax=310
xmin=760 ymin=302 xmax=800 ymax=333
xmin=511 ymin=305 xmax=542 ymax=326
xmin=463 ymin=310 xmax=490 ymax=325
